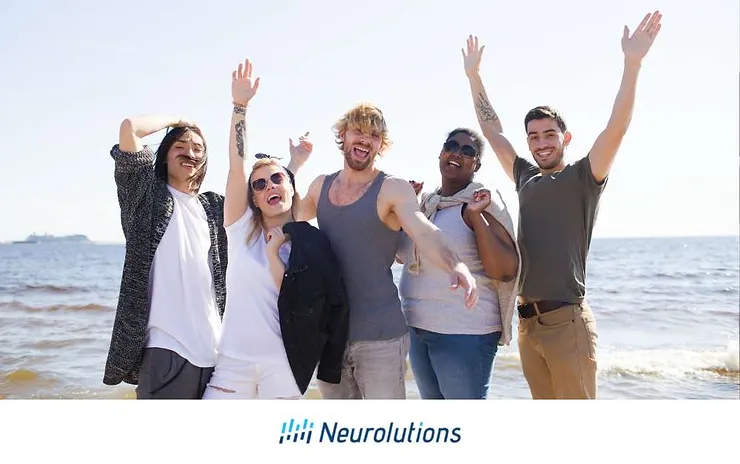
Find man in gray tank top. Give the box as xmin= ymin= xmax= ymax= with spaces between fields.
xmin=460 ymin=13 xmax=662 ymax=399
xmin=292 ymin=102 xmax=479 ymax=399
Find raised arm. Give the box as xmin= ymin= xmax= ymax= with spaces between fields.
xmin=385 ymin=178 xmax=479 ymax=309
xmin=285 ymin=132 xmax=320 ymax=222
xmin=293 ymin=175 xmax=324 ymax=222
xmin=224 ymin=58 xmax=260 ymax=227
xmin=588 ymin=11 xmax=662 ymax=184
xmin=463 ymin=35 xmax=519 ymax=183
xmin=118 ymin=114 xmax=195 ymax=153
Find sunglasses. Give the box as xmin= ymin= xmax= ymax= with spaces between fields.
xmin=251 ymin=171 xmax=288 ymax=192
xmin=443 ymin=139 xmax=478 ymax=158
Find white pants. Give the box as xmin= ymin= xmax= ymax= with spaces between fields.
xmin=202 ymin=355 xmax=302 ymax=399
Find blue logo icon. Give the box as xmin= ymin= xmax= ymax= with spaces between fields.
xmin=279 ymin=418 xmax=315 ymax=444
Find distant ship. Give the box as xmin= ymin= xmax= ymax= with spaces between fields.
xmin=12 ymin=233 xmax=92 ymax=244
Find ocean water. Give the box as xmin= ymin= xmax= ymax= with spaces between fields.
xmin=0 ymin=236 xmax=738 ymax=400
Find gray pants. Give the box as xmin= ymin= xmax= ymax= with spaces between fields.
xmin=318 ymin=332 xmax=410 ymax=399
xmin=135 ymin=348 xmax=214 ymax=399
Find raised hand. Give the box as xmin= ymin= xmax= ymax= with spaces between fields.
xmin=409 ymin=180 xmax=424 ymax=196
xmin=466 ymin=188 xmax=491 ymax=215
xmin=622 ymin=11 xmax=662 ymax=64
xmin=232 ymin=58 xmax=260 ymax=106
xmin=289 ymin=132 xmax=313 ymax=168
xmin=462 ymin=35 xmax=485 ymax=78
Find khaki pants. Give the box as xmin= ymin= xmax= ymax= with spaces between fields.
xmin=318 ymin=332 xmax=410 ymax=399
xmin=517 ymin=302 xmax=598 ymax=399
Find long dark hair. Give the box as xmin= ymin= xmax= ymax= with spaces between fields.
xmin=154 ymin=126 xmax=208 ymax=193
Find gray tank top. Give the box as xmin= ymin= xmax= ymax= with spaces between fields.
xmin=317 ymin=171 xmax=406 ymax=342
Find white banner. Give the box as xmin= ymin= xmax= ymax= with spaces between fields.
xmin=1 ymin=400 xmax=737 ymax=462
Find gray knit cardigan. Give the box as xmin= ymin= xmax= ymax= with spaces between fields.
xmin=103 ymin=144 xmax=227 ymax=386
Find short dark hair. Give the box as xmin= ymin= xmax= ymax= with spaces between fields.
xmin=446 ymin=127 xmax=485 ymax=158
xmin=524 ymin=106 xmax=567 ymax=133
xmin=154 ymin=126 xmax=208 ymax=193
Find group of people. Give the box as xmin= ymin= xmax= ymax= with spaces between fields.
xmin=103 ymin=12 xmax=662 ymax=400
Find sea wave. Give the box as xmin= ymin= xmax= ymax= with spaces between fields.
xmin=492 ymin=341 xmax=740 ymax=379
xmin=0 ymin=283 xmax=93 ymax=295
xmin=0 ymin=302 xmax=112 ymax=312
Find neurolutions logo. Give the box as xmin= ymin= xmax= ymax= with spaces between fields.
xmin=278 ymin=419 xmax=462 ymax=445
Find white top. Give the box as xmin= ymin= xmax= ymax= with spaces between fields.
xmin=216 ymin=209 xmax=291 ymax=363
xmin=146 ymin=185 xmax=222 ymax=368
xmin=398 ymin=205 xmax=501 ymax=335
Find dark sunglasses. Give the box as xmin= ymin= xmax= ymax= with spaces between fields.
xmin=251 ymin=171 xmax=288 ymax=192
xmin=443 ymin=139 xmax=478 ymax=158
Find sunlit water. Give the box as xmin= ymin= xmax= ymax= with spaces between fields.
xmin=1 ymin=236 xmax=738 ymax=399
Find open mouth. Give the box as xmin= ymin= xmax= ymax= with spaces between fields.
xmin=352 ymin=146 xmax=370 ymax=160
xmin=179 ymin=156 xmax=201 ymax=169
xmin=447 ymin=160 xmax=461 ymax=167
xmin=267 ymin=193 xmax=282 ymax=206
xmin=536 ymin=149 xmax=553 ymax=158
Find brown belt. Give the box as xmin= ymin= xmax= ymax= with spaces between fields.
xmin=517 ymin=300 xmax=571 ymax=319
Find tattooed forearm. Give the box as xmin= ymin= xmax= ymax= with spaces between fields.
xmin=475 ymin=93 xmax=499 ymax=123
xmin=233 ymin=103 xmax=247 ymax=115
xmin=235 ymin=119 xmax=246 ymax=159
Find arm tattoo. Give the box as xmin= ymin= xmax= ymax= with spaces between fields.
xmin=235 ymin=119 xmax=246 ymax=159
xmin=233 ymin=104 xmax=247 ymax=115
xmin=475 ymin=93 xmax=499 ymax=123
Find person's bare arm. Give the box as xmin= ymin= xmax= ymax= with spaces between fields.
xmin=462 ymin=35 xmax=519 ymax=183
xmin=385 ymin=178 xmax=478 ymax=308
xmin=285 ymin=132 xmax=316 ymax=221
xmin=295 ymin=175 xmax=324 ymax=222
xmin=463 ymin=189 xmax=518 ymax=282
xmin=118 ymin=114 xmax=195 ymax=153
xmin=224 ymin=58 xmax=260 ymax=227
xmin=588 ymin=11 xmax=662 ymax=184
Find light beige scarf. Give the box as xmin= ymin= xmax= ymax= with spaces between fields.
xmin=407 ymin=181 xmax=521 ymax=346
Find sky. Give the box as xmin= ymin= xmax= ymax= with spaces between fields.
xmin=0 ymin=0 xmax=738 ymax=243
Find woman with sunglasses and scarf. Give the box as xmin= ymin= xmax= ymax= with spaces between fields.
xmin=202 ymin=58 xmax=349 ymax=399
xmin=396 ymin=128 xmax=521 ymax=399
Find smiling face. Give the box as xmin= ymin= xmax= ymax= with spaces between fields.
xmin=166 ymin=130 xmax=206 ymax=187
xmin=341 ymin=127 xmax=382 ymax=172
xmin=526 ymin=118 xmax=570 ymax=170
xmin=439 ymin=131 xmax=480 ymax=184
xmin=333 ymin=103 xmax=392 ymax=172
xmin=523 ymin=106 xmax=570 ymax=172
xmin=249 ymin=164 xmax=294 ymax=218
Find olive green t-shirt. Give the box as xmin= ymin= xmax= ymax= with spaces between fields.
xmin=514 ymin=155 xmax=607 ymax=303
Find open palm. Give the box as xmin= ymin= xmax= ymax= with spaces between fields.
xmin=462 ymin=35 xmax=485 ymax=78
xmin=232 ymin=58 xmax=260 ymax=106
xmin=289 ymin=132 xmax=313 ymax=167
xmin=622 ymin=11 xmax=662 ymax=63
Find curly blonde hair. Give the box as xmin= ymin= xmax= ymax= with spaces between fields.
xmin=246 ymin=158 xmax=299 ymax=245
xmin=333 ymin=102 xmax=392 ymax=156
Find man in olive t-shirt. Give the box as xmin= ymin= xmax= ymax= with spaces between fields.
xmin=460 ymin=12 xmax=662 ymax=398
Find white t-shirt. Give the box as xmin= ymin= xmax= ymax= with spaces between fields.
xmin=216 ymin=209 xmax=291 ymax=363
xmin=146 ymin=185 xmax=222 ymax=367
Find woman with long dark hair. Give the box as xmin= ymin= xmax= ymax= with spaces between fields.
xmin=104 ymin=113 xmax=228 ymax=399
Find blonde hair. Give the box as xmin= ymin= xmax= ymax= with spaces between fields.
xmin=246 ymin=158 xmax=299 ymax=245
xmin=333 ymin=102 xmax=392 ymax=155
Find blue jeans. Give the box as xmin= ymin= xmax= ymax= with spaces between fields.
xmin=408 ymin=327 xmax=501 ymax=399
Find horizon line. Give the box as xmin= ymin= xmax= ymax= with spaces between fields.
xmin=2 ymin=233 xmax=738 ymax=246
